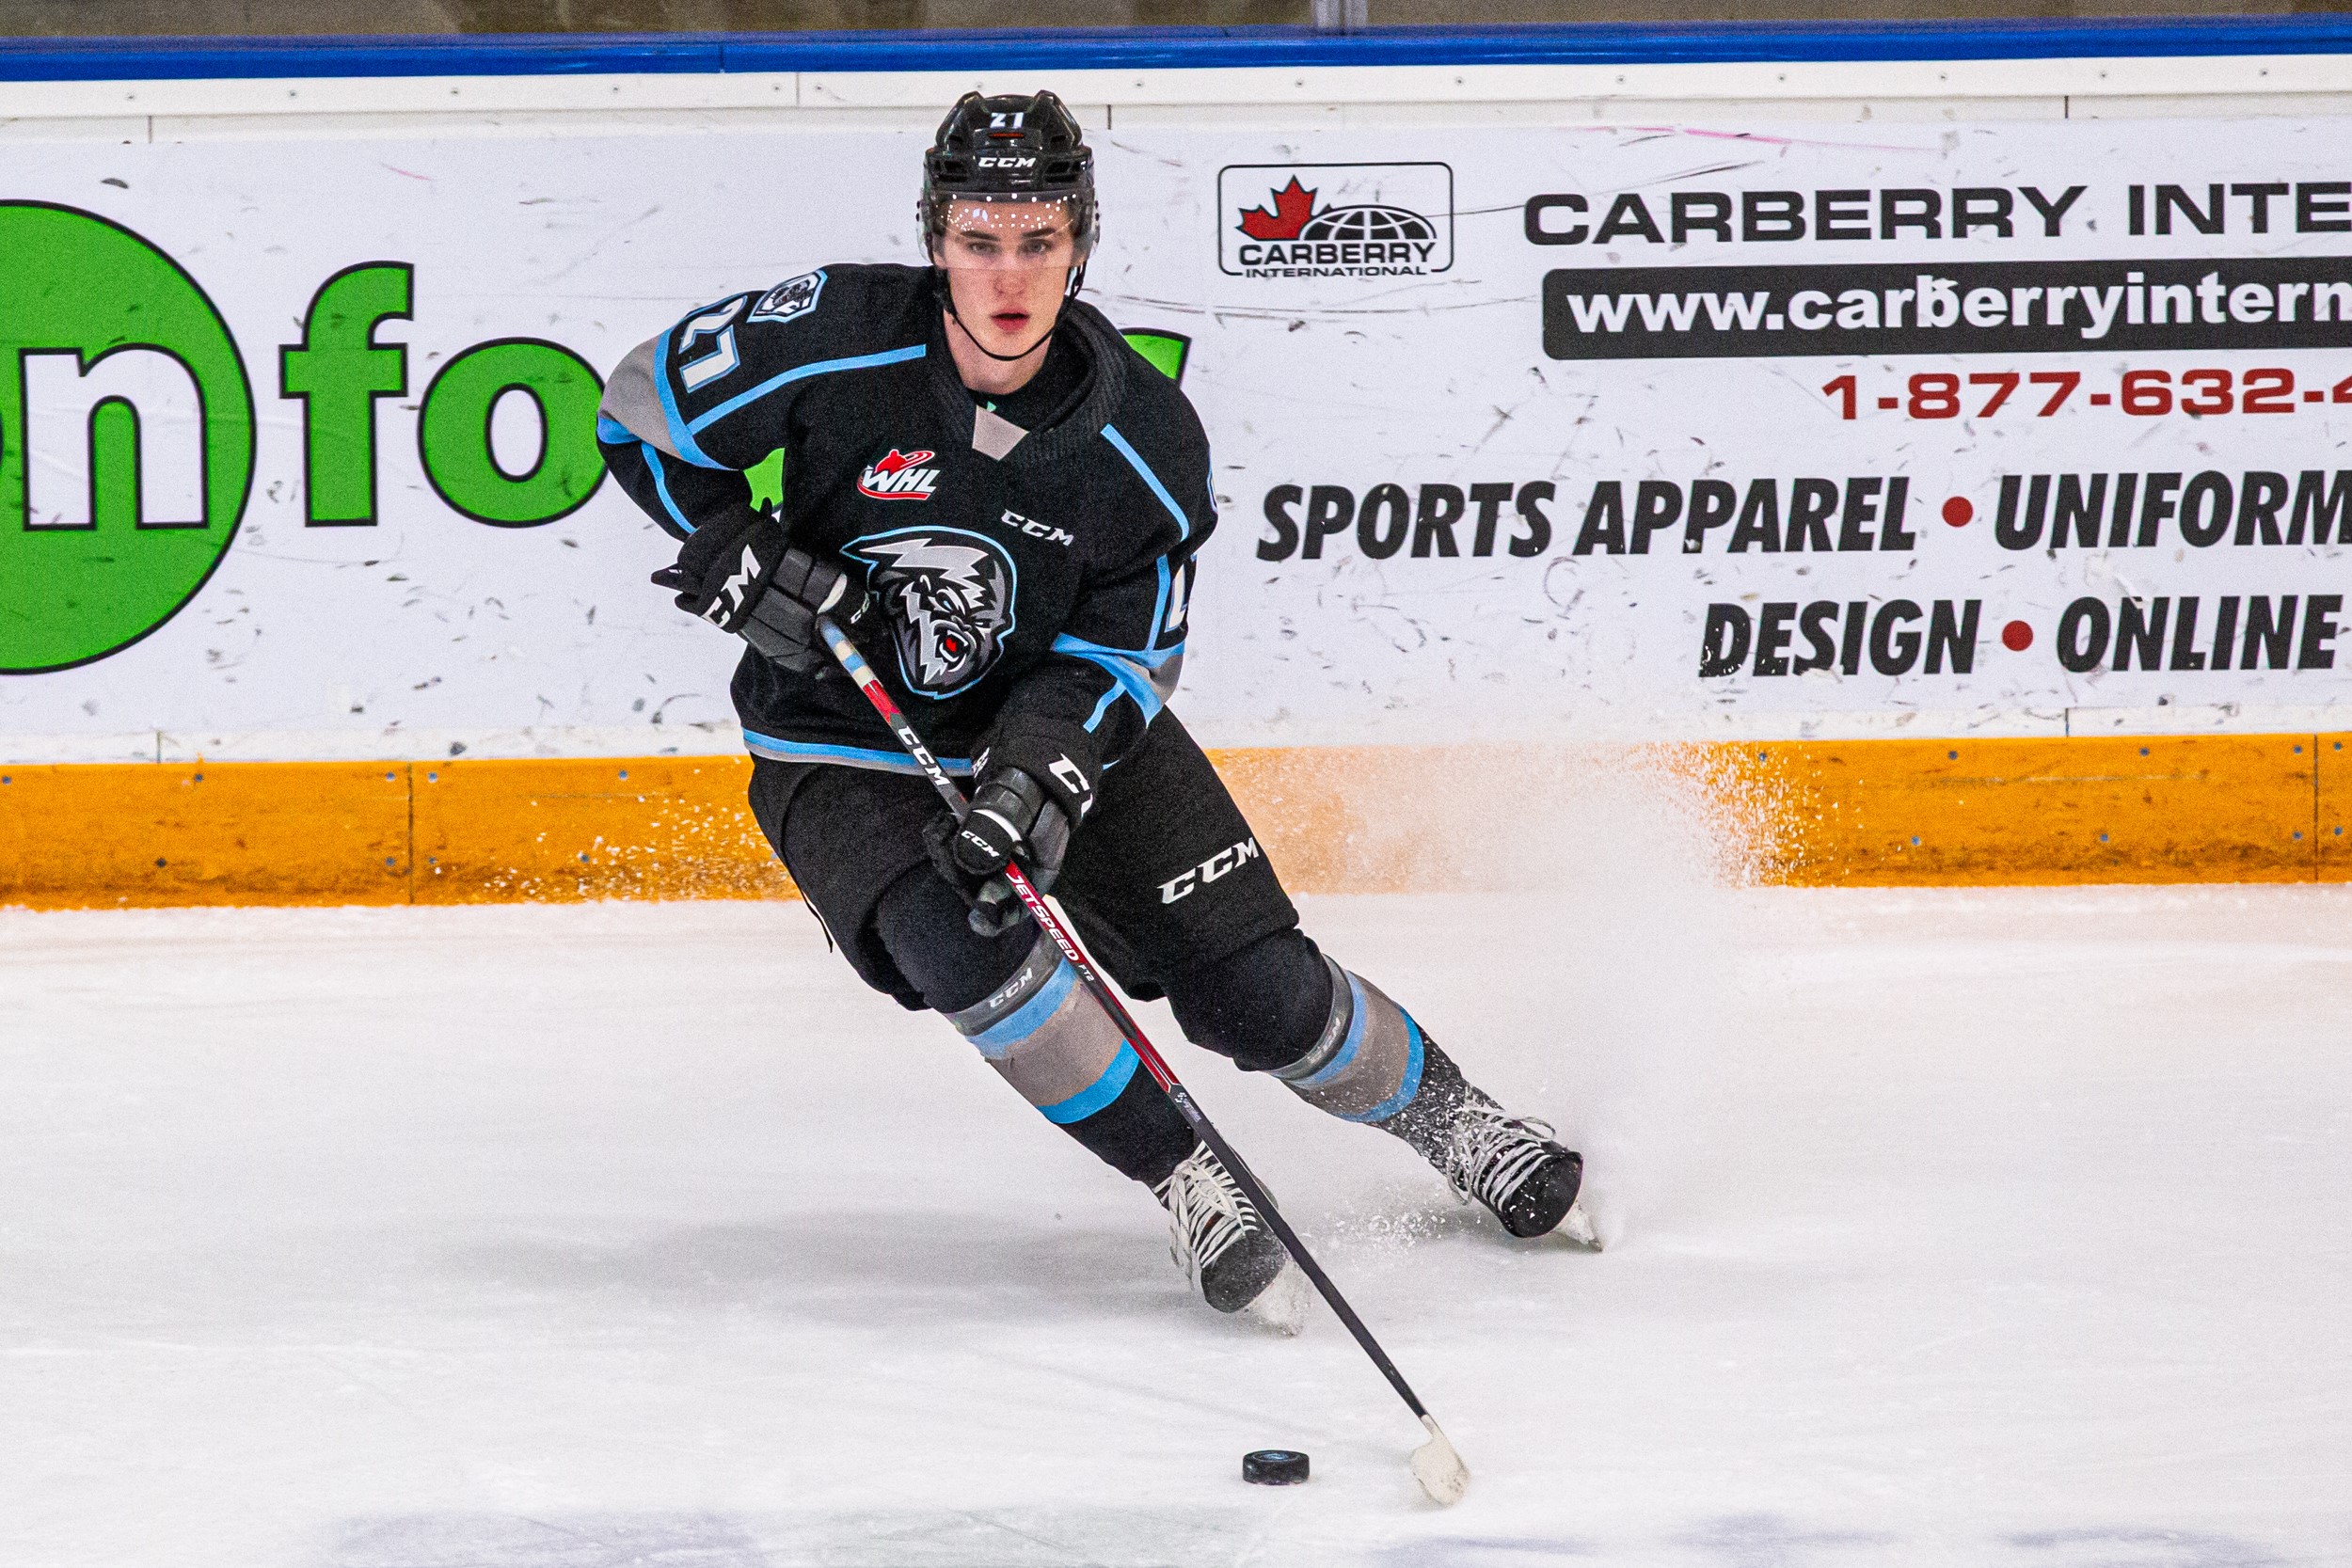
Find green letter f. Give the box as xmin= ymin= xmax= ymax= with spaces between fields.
xmin=280 ymin=262 xmax=413 ymax=527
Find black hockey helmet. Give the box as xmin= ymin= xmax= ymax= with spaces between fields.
xmin=919 ymin=89 xmax=1098 ymax=260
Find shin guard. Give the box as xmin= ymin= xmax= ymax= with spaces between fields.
xmin=1270 ymin=958 xmax=1427 ymax=1123
xmin=947 ymin=932 xmax=1138 ymax=1126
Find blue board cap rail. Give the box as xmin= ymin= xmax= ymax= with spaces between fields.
xmin=2 ymin=17 xmax=2351 ymax=84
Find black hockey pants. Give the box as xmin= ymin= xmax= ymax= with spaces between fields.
xmin=752 ymin=711 xmax=1440 ymax=1189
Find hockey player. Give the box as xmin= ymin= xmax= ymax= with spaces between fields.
xmin=596 ymin=91 xmax=1589 ymax=1319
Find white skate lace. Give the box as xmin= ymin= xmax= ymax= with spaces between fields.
xmin=1154 ymin=1147 xmax=1261 ymax=1291
xmin=1442 ymin=1106 xmax=1562 ymax=1213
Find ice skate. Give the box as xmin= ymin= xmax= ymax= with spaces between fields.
xmin=1428 ymin=1103 xmax=1591 ymax=1243
xmin=1380 ymin=1045 xmax=1594 ymax=1243
xmin=1155 ymin=1144 xmax=1301 ymax=1321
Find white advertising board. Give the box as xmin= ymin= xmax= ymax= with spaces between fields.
xmin=1 ymin=112 xmax=2346 ymax=760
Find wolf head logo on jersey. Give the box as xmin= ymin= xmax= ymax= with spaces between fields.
xmin=845 ymin=529 xmax=1018 ymax=697
xmin=749 ymin=268 xmax=826 ymax=325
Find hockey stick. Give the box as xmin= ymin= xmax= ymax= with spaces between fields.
xmin=815 ymin=613 xmax=1470 ymax=1508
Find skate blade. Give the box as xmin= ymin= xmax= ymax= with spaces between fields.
xmin=1558 ymin=1198 xmax=1603 ymax=1251
xmin=1240 ymin=1257 xmax=1309 ymax=1338
xmin=1409 ymin=1415 xmax=1470 ymax=1506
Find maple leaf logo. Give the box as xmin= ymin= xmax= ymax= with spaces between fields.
xmin=1238 ymin=178 xmax=1318 ymax=241
xmin=871 ymin=449 xmax=935 ymax=474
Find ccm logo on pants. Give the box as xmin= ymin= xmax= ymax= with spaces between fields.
xmin=1160 ymin=837 xmax=1262 ymax=904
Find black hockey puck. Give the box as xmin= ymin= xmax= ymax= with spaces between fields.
xmin=1243 ymin=1449 xmax=1310 ymax=1485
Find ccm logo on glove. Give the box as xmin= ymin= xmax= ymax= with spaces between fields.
xmin=707 ymin=544 xmax=765 ymax=626
xmin=1159 ymin=837 xmax=1262 ymax=904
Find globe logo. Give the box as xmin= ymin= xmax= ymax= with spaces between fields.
xmin=1296 ymin=205 xmax=1438 ymax=245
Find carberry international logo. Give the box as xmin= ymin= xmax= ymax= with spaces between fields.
xmin=0 ymin=202 xmax=255 ymax=673
xmin=1216 ymin=163 xmax=1454 ymax=280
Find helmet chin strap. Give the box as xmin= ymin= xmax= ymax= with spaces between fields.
xmin=932 ymin=263 xmax=1086 ymax=366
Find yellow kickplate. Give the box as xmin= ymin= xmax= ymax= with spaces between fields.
xmin=0 ymin=736 xmax=2336 ymax=909
xmin=411 ymin=755 xmax=793 ymax=905
xmin=2320 ymin=735 xmax=2351 ymax=883
xmin=1207 ymin=745 xmax=1428 ymax=896
xmin=1710 ymin=734 xmax=2322 ymax=887
xmin=0 ymin=761 xmax=412 ymax=909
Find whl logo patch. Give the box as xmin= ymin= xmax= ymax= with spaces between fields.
xmin=1217 ymin=163 xmax=1454 ymax=280
xmin=859 ymin=448 xmax=941 ymax=501
xmin=0 ymin=202 xmax=255 ymax=673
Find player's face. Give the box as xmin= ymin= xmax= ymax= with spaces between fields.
xmin=934 ymin=197 xmax=1079 ymax=360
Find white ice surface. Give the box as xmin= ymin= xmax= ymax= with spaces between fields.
xmin=4 ymin=884 xmax=2350 ymax=1567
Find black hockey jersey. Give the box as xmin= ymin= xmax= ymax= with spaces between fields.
xmin=596 ymin=263 xmax=1215 ymax=785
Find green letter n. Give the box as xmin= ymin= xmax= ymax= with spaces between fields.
xmin=279 ymin=262 xmax=412 ymax=527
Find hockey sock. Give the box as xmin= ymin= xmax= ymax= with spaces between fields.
xmin=1363 ymin=1037 xmax=1487 ymax=1156
xmin=946 ymin=929 xmax=1196 ymax=1185
xmin=1163 ymin=927 xmax=1337 ymax=1075
xmin=1268 ymin=958 xmax=1436 ymax=1125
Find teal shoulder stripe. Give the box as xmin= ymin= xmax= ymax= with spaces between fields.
xmin=1101 ymin=423 xmax=1190 ymax=539
xmin=689 ymin=344 xmax=929 ymax=439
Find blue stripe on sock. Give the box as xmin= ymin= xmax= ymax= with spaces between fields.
xmin=1289 ymin=973 xmax=1370 ymax=1093
xmin=1343 ymin=1013 xmax=1426 ymax=1125
xmin=968 ymin=959 xmax=1078 ymax=1059
xmin=1038 ymin=1043 xmax=1140 ymax=1125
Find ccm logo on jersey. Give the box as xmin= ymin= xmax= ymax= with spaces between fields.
xmin=1159 ymin=838 xmax=1261 ymax=903
xmin=859 ymin=449 xmax=941 ymax=500
xmin=1001 ymin=507 xmax=1073 ymax=546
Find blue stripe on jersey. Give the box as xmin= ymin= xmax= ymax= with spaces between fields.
xmin=1101 ymin=423 xmax=1190 ymax=538
xmin=1055 ymin=632 xmax=1180 ymax=670
xmin=1101 ymin=423 xmax=1192 ymax=641
xmin=1039 ymin=1044 xmax=1141 ymax=1126
xmin=741 ymin=729 xmax=974 ymax=775
xmin=688 ymin=344 xmax=928 ymax=440
xmin=1081 ymin=686 xmax=1121 ymax=736
xmin=654 ymin=324 xmax=723 ymax=468
xmin=1053 ymin=634 xmax=1166 ymax=734
xmin=1078 ymin=658 xmax=1160 ymax=733
xmin=597 ymin=411 xmax=696 ymax=533
xmin=643 ymin=442 xmax=693 ymax=534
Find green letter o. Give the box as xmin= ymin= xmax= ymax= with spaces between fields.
xmin=417 ymin=338 xmax=605 ymax=527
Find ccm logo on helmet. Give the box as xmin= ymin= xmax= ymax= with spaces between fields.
xmin=977 ymin=155 xmax=1040 ymax=169
xmin=1159 ymin=838 xmax=1262 ymax=904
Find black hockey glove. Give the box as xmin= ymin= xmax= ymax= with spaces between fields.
xmin=924 ymin=767 xmax=1073 ymax=938
xmin=651 ymin=510 xmax=869 ymax=676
